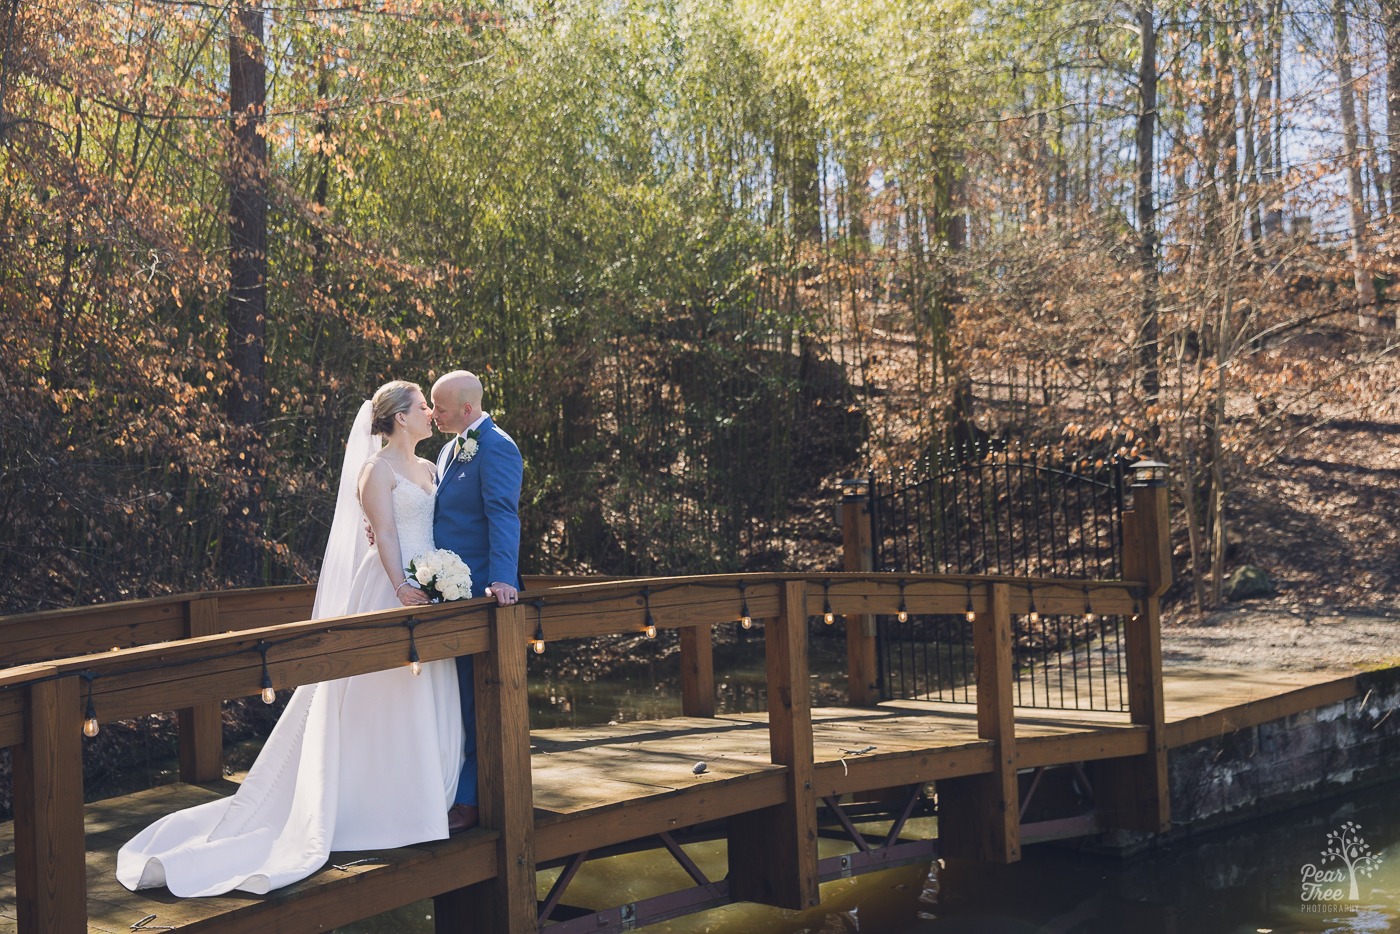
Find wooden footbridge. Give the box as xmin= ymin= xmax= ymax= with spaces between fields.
xmin=0 ymin=469 xmax=1272 ymax=933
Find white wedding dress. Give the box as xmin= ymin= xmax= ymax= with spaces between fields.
xmin=116 ymin=469 xmax=465 ymax=897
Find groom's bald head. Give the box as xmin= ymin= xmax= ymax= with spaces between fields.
xmin=431 ymin=370 xmax=484 ymax=434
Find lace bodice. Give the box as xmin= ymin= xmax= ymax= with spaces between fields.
xmin=392 ymin=477 xmax=436 ymax=562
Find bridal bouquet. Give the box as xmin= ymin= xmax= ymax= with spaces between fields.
xmin=405 ymin=549 xmax=473 ymax=602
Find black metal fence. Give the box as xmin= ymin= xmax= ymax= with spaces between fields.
xmin=871 ymin=448 xmax=1131 ymax=712
xmin=871 ymin=447 xmax=1127 ymax=579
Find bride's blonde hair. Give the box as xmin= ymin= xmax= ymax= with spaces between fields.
xmin=370 ymin=380 xmax=421 ymax=437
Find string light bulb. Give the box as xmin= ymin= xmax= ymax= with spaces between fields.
xmin=1028 ymin=587 xmax=1040 ymax=624
xmin=529 ymin=602 xmax=547 ymax=654
xmin=259 ymin=642 xmax=276 ymax=704
xmin=823 ymin=580 xmax=835 ymax=625
xmin=82 ymin=676 xmax=99 ymax=737
xmin=642 ymin=587 xmax=657 ymax=637
xmin=964 ymin=585 xmax=976 ymax=623
xmin=739 ymin=581 xmax=752 ymax=629
xmin=531 ymin=614 xmax=547 ymax=654
xmin=405 ymin=619 xmax=423 ymax=675
xmin=1083 ymin=587 xmax=1095 ymax=623
xmin=897 ymin=580 xmax=908 ymax=623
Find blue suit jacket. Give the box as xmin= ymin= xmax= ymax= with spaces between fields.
xmin=433 ymin=416 xmax=523 ymax=598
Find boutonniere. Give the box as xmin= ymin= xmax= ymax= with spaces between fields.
xmin=455 ymin=429 xmax=482 ymax=463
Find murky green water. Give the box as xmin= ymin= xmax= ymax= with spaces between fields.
xmin=339 ymin=635 xmax=1400 ymax=933
xmin=342 ymin=777 xmax=1400 ymax=933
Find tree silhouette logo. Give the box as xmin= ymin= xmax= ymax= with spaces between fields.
xmin=1300 ymin=821 xmax=1385 ymax=907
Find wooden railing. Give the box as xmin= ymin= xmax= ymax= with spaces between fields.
xmin=0 ymin=481 xmax=1173 ymax=934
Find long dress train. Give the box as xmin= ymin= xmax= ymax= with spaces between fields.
xmin=116 ymin=473 xmax=465 ymax=897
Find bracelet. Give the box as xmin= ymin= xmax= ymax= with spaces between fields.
xmin=395 ymin=580 xmax=413 ymax=593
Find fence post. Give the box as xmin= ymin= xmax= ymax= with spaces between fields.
xmin=841 ymin=479 xmax=879 ymax=705
xmin=937 ymin=582 xmax=1020 ymax=863
xmin=1100 ymin=460 xmax=1171 ymax=833
xmin=436 ymin=605 xmax=536 ymax=934
xmin=13 ymin=674 xmax=87 ymax=934
xmin=679 ymin=624 xmax=716 ymax=717
xmin=728 ymin=581 xmax=819 ymax=909
xmin=178 ymin=595 xmax=224 ymax=783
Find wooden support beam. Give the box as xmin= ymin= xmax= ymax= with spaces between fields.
xmin=178 ymin=596 xmax=224 ymax=783
xmin=1101 ymin=477 xmax=1171 ymax=834
xmin=437 ymin=605 xmax=536 ymax=934
xmin=1096 ymin=600 xmax=1170 ymax=833
xmin=841 ymin=490 xmax=879 ymax=706
xmin=728 ymin=581 xmax=820 ymax=910
xmin=937 ymin=582 xmax=1020 ymax=864
xmin=679 ymin=625 xmax=715 ymax=718
xmin=13 ymin=675 xmax=86 ymax=934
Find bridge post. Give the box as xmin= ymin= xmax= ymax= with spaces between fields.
xmin=937 ymin=582 xmax=1020 ymax=863
xmin=178 ymin=595 xmax=224 ymax=783
xmin=13 ymin=674 xmax=87 ymax=934
xmin=727 ymin=580 xmax=820 ymax=910
xmin=1100 ymin=461 xmax=1172 ymax=833
xmin=679 ymin=624 xmax=716 ymax=717
xmin=436 ymin=604 xmax=536 ymax=934
xmin=840 ymin=479 xmax=879 ymax=705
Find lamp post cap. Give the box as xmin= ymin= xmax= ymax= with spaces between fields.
xmin=1130 ymin=459 xmax=1169 ymax=486
xmin=841 ymin=477 xmax=871 ymax=499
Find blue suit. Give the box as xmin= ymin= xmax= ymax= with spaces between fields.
xmin=434 ymin=415 xmax=523 ymax=806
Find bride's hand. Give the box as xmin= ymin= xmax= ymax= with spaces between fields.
xmin=396 ymin=582 xmax=430 ymax=606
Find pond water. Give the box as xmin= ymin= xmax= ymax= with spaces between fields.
xmin=338 ymin=635 xmax=1400 ymax=933
xmin=341 ymin=776 xmax=1400 ymax=933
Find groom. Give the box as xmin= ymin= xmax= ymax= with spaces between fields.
xmin=430 ymin=369 xmax=523 ymax=833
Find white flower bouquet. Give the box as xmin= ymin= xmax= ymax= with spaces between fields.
xmin=405 ymin=549 xmax=473 ymax=602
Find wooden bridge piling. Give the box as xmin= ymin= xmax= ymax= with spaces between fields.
xmin=727 ymin=581 xmax=820 ymax=910
xmin=840 ymin=485 xmax=879 ymax=706
xmin=1100 ymin=471 xmax=1172 ymax=834
xmin=678 ymin=624 xmax=715 ymax=718
xmin=177 ymin=595 xmax=222 ymax=784
xmin=938 ymin=582 xmax=1020 ymax=864
xmin=12 ymin=674 xmax=85 ymax=934
xmin=438 ymin=604 xmax=536 ymax=934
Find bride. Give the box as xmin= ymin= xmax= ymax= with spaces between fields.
xmin=117 ymin=381 xmax=466 ymax=897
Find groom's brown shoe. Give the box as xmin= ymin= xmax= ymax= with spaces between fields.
xmin=447 ymin=804 xmax=479 ymax=833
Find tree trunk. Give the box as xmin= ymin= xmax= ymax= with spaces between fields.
xmin=1360 ymin=84 xmax=1386 ymax=217
xmin=310 ymin=63 xmax=331 ymax=291
xmin=1387 ymin=0 xmax=1400 ymax=215
xmin=1333 ymin=0 xmax=1379 ymax=323
xmin=787 ymin=93 xmax=822 ymax=247
xmin=1137 ymin=0 xmax=1161 ymax=429
xmin=937 ymin=162 xmax=977 ymax=449
xmin=845 ymin=157 xmax=869 ymax=245
xmin=1239 ymin=49 xmax=1262 ymax=246
xmin=1256 ymin=0 xmax=1283 ymax=238
xmin=225 ymin=0 xmax=268 ymax=583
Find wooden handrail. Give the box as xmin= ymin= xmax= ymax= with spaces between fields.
xmin=0 ymin=572 xmax=1144 ymax=668
xmin=0 ymin=576 xmax=615 ymax=667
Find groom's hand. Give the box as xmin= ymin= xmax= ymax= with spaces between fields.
xmin=489 ymin=582 xmax=518 ymax=606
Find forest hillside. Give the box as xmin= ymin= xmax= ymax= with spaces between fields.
xmin=2 ymin=0 xmax=1397 ymax=616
